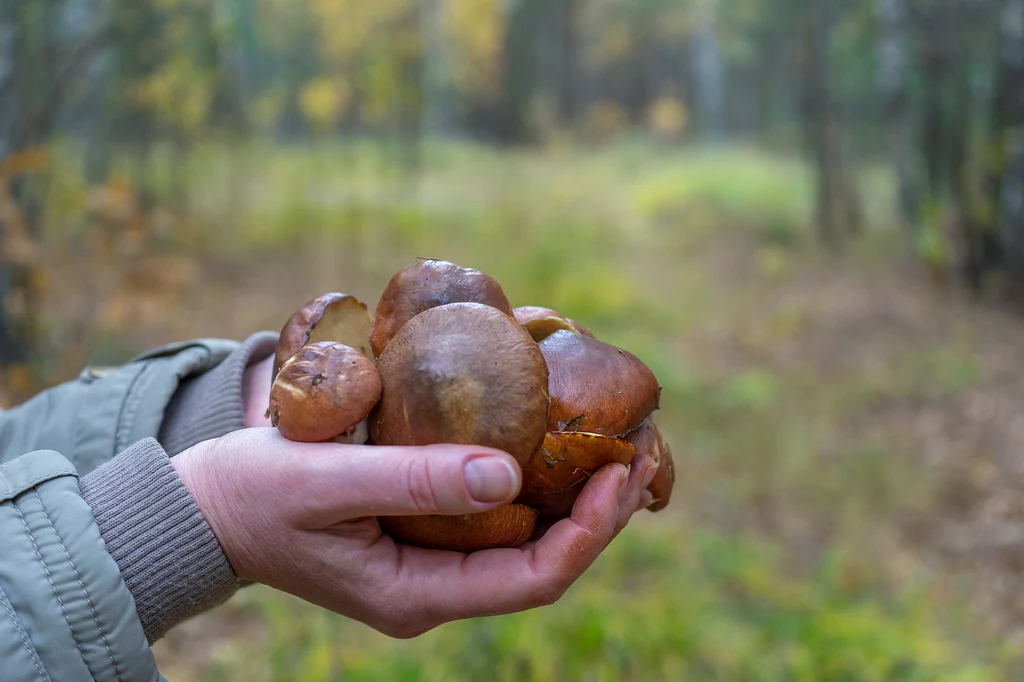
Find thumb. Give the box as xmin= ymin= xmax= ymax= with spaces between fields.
xmin=284 ymin=440 xmax=524 ymax=528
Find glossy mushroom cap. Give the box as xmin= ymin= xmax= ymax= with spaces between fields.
xmin=269 ymin=342 xmax=381 ymax=443
xmin=625 ymin=418 xmax=675 ymax=511
xmin=370 ymin=302 xmax=549 ymax=466
xmin=538 ymin=330 xmax=661 ymax=438
xmin=275 ymin=293 xmax=373 ymax=380
xmin=516 ymin=432 xmax=636 ymax=517
xmin=379 ymin=504 xmax=538 ymax=553
xmin=369 ymin=260 xmax=513 ymax=357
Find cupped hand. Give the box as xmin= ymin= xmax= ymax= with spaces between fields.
xmin=172 ymin=426 xmax=657 ymax=638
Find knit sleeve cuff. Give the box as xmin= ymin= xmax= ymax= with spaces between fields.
xmin=79 ymin=438 xmax=238 ymax=644
xmin=158 ymin=332 xmax=278 ymax=456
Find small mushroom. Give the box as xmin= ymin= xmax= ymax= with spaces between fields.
xmin=516 ymin=432 xmax=636 ymax=517
xmin=369 ymin=259 xmax=513 ymax=357
xmin=624 ymin=417 xmax=676 ymax=511
xmin=269 ymin=342 xmax=381 ymax=443
xmin=538 ymin=330 xmax=661 ymax=438
xmin=379 ymin=504 xmax=538 ymax=552
xmin=275 ymin=293 xmax=373 ymax=380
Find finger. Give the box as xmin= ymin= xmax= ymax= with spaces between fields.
xmin=637 ymin=489 xmax=654 ymax=511
xmin=373 ymin=463 xmax=629 ymax=630
xmin=617 ymin=455 xmax=656 ymax=532
xmin=265 ymin=432 xmax=523 ymax=526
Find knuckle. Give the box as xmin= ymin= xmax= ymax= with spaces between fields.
xmin=404 ymin=456 xmax=441 ymax=514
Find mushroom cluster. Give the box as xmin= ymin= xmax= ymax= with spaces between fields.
xmin=268 ymin=259 xmax=675 ymax=553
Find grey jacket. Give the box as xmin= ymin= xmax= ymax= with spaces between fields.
xmin=0 ymin=332 xmax=278 ymax=681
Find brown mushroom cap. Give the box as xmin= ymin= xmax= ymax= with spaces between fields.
xmin=646 ymin=450 xmax=675 ymax=512
xmin=275 ymin=293 xmax=373 ymax=379
xmin=538 ymin=330 xmax=660 ymax=437
xmin=379 ymin=504 xmax=538 ymax=552
xmin=625 ymin=418 xmax=675 ymax=511
xmin=513 ymin=305 xmax=594 ymax=339
xmin=516 ymin=432 xmax=636 ymax=517
xmin=369 ymin=260 xmax=513 ymax=357
xmin=269 ymin=342 xmax=381 ymax=443
xmin=370 ymin=302 xmax=549 ymax=467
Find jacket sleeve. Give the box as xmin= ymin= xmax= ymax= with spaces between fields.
xmin=0 ymin=450 xmax=161 ymax=681
xmin=0 ymin=332 xmax=277 ymax=681
xmin=0 ymin=337 xmax=242 ymax=473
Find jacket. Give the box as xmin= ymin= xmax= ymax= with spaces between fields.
xmin=0 ymin=332 xmax=278 ymax=681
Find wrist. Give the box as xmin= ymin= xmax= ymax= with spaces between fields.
xmin=80 ymin=438 xmax=240 ymax=643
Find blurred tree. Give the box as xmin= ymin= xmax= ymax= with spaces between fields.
xmin=996 ymin=0 xmax=1024 ymax=301
xmin=690 ymin=1 xmax=723 ymax=142
xmin=0 ymin=0 xmax=104 ymax=373
xmin=877 ymin=0 xmax=919 ymax=234
xmin=800 ymin=0 xmax=862 ymax=247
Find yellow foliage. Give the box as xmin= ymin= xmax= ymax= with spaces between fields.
xmin=308 ymin=0 xmax=412 ymax=60
xmin=134 ymin=55 xmax=215 ymax=132
xmin=648 ymin=96 xmax=688 ymax=140
xmin=446 ymin=0 xmax=503 ymax=99
xmin=299 ymin=77 xmax=351 ymax=130
xmin=0 ymin=148 xmax=50 ymax=181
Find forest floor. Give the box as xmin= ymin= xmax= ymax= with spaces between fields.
xmin=15 ymin=143 xmax=1024 ymax=680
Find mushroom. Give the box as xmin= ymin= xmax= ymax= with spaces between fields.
xmin=369 ymin=301 xmax=550 ymax=551
xmin=511 ymin=330 xmax=665 ymax=518
xmin=379 ymin=504 xmax=539 ymax=553
xmin=624 ymin=417 xmax=675 ymax=512
xmin=538 ymin=330 xmax=660 ymax=438
xmin=513 ymin=305 xmax=594 ymax=341
xmin=269 ymin=341 xmax=381 ymax=443
xmin=369 ymin=259 xmax=513 ymax=357
xmin=274 ymin=293 xmax=373 ymax=380
xmin=371 ymin=302 xmax=549 ymax=464
xmin=516 ymin=432 xmax=636 ymax=517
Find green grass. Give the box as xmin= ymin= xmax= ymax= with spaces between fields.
xmin=194 ymin=530 xmax=997 ymax=682
xmin=35 ymin=137 xmax=1013 ymax=679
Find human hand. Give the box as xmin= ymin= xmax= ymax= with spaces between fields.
xmin=172 ymin=428 xmax=657 ymax=637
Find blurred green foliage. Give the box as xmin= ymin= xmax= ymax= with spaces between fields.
xmin=196 ymin=529 xmax=996 ymax=682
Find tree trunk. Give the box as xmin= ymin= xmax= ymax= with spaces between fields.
xmin=996 ymin=0 xmax=1024 ymax=298
xmin=691 ymin=3 xmax=724 ymax=142
xmin=877 ymin=0 xmax=919 ymax=233
xmin=555 ymin=0 xmax=579 ymax=127
xmin=802 ymin=0 xmax=845 ymax=247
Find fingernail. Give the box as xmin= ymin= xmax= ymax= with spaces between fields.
xmin=465 ymin=456 xmax=519 ymax=502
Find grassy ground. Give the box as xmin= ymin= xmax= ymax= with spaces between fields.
xmin=22 ymin=140 xmax=1024 ymax=679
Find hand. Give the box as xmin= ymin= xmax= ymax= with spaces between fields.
xmin=172 ymin=428 xmax=657 ymax=638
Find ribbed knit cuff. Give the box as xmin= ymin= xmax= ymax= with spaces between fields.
xmin=158 ymin=332 xmax=278 ymax=456
xmin=79 ymin=438 xmax=239 ymax=643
